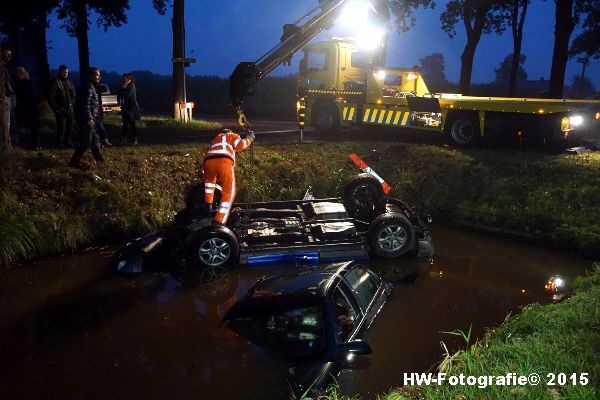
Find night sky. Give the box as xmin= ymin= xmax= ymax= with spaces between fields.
xmin=46 ymin=0 xmax=600 ymax=88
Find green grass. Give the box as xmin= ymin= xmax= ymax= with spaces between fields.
xmin=1 ymin=118 xmax=600 ymax=266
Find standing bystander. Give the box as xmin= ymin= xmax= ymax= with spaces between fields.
xmin=69 ymin=67 xmax=104 ymax=168
xmin=2 ymin=42 xmax=18 ymax=147
xmin=48 ymin=65 xmax=76 ymax=148
xmin=118 ymin=73 xmax=140 ymax=144
xmin=15 ymin=67 xmax=41 ymax=149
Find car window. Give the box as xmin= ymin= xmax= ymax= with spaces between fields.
xmin=343 ymin=266 xmax=380 ymax=312
xmin=227 ymin=305 xmax=325 ymax=358
xmin=332 ymin=286 xmax=359 ymax=343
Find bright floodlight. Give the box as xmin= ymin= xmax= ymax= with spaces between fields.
xmin=569 ymin=115 xmax=584 ymax=126
xmin=355 ymin=26 xmax=385 ymax=51
xmin=339 ymin=1 xmax=373 ymax=27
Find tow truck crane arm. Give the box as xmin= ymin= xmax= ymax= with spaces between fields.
xmin=229 ymin=0 xmax=390 ymax=129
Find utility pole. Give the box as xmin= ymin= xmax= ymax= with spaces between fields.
xmin=172 ymin=0 xmax=186 ymax=120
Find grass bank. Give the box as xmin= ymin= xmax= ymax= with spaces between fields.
xmin=1 ymin=121 xmax=600 ymax=266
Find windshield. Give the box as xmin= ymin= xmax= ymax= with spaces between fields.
xmin=304 ymin=50 xmax=328 ymax=72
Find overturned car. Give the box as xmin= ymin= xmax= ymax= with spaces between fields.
xmin=115 ymin=173 xmax=433 ymax=274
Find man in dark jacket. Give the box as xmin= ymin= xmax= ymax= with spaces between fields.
xmin=2 ymin=42 xmax=18 ymax=147
xmin=48 ymin=65 xmax=76 ymax=148
xmin=69 ymin=67 xmax=104 ymax=168
xmin=117 ymin=73 xmax=140 ymax=144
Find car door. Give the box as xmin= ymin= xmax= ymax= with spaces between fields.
xmin=340 ymin=265 xmax=389 ymax=331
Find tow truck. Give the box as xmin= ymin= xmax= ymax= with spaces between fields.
xmin=298 ymin=40 xmax=600 ymax=146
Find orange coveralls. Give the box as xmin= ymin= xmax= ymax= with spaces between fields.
xmin=203 ymin=130 xmax=252 ymax=224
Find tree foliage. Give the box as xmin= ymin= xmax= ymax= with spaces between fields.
xmin=494 ymin=53 xmax=527 ymax=83
xmin=570 ymin=4 xmax=600 ymax=59
xmin=388 ymin=0 xmax=436 ymax=33
xmin=56 ymin=0 xmax=130 ymax=36
xmin=419 ymin=52 xmax=447 ymax=92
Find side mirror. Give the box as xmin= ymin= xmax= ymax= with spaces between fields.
xmin=339 ymin=339 xmax=372 ymax=356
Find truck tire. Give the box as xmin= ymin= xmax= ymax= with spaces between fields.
xmin=188 ymin=225 xmax=239 ymax=268
xmin=368 ymin=213 xmax=415 ymax=258
xmin=313 ymin=102 xmax=339 ymax=134
xmin=343 ymin=174 xmax=384 ymax=220
xmin=449 ymin=115 xmax=480 ymax=146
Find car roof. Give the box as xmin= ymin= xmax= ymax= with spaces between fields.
xmin=225 ymin=262 xmax=354 ymax=318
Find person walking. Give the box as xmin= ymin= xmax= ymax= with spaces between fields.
xmin=15 ymin=67 xmax=41 ymax=149
xmin=202 ymin=128 xmax=254 ymax=224
xmin=2 ymin=42 xmax=18 ymax=147
xmin=94 ymin=82 xmax=112 ymax=147
xmin=48 ymin=65 xmax=76 ymax=148
xmin=69 ymin=67 xmax=104 ymax=168
xmin=117 ymin=73 xmax=140 ymax=145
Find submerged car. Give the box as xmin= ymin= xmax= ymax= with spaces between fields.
xmin=223 ymin=260 xmax=392 ymax=398
xmin=115 ymin=173 xmax=433 ymax=274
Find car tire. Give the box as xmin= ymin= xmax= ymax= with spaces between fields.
xmin=343 ymin=174 xmax=384 ymax=220
xmin=188 ymin=225 xmax=239 ymax=268
xmin=368 ymin=213 xmax=415 ymax=257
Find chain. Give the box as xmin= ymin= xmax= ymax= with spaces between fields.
xmin=236 ymin=105 xmax=255 ymax=221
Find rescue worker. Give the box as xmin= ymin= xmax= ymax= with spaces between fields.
xmin=202 ymin=128 xmax=255 ymax=224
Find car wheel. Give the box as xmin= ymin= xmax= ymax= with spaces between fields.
xmin=343 ymin=174 xmax=384 ymax=220
xmin=449 ymin=116 xmax=480 ymax=146
xmin=313 ymin=102 xmax=339 ymax=134
xmin=368 ymin=213 xmax=415 ymax=257
xmin=188 ymin=225 xmax=239 ymax=268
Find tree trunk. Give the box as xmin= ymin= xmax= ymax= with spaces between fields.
xmin=0 ymin=62 xmax=11 ymax=152
xmin=74 ymin=0 xmax=90 ymax=79
xmin=459 ymin=36 xmax=481 ymax=95
xmin=548 ymin=0 xmax=574 ymax=99
xmin=508 ymin=0 xmax=527 ymax=97
xmin=172 ymin=0 xmax=186 ymax=119
xmin=33 ymin=4 xmax=51 ymax=97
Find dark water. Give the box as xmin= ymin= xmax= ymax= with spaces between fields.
xmin=0 ymin=226 xmax=591 ymax=399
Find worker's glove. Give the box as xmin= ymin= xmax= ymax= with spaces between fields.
xmin=247 ymin=130 xmax=255 ymax=142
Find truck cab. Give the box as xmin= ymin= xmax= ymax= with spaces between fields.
xmin=299 ymin=40 xmax=368 ymax=91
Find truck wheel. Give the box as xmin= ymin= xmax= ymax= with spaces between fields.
xmin=343 ymin=174 xmax=384 ymax=220
xmin=313 ymin=102 xmax=339 ymax=134
xmin=449 ymin=116 xmax=480 ymax=146
xmin=188 ymin=225 xmax=239 ymax=268
xmin=368 ymin=213 xmax=415 ymax=258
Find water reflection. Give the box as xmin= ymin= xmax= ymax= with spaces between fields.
xmin=0 ymin=226 xmax=591 ymax=400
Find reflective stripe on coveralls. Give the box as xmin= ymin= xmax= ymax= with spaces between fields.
xmin=205 ymin=132 xmax=251 ymax=163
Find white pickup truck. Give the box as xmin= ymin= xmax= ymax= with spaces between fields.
xmin=98 ymin=84 xmax=121 ymax=113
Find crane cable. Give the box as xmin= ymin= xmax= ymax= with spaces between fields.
xmin=236 ymin=105 xmax=255 ymax=219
